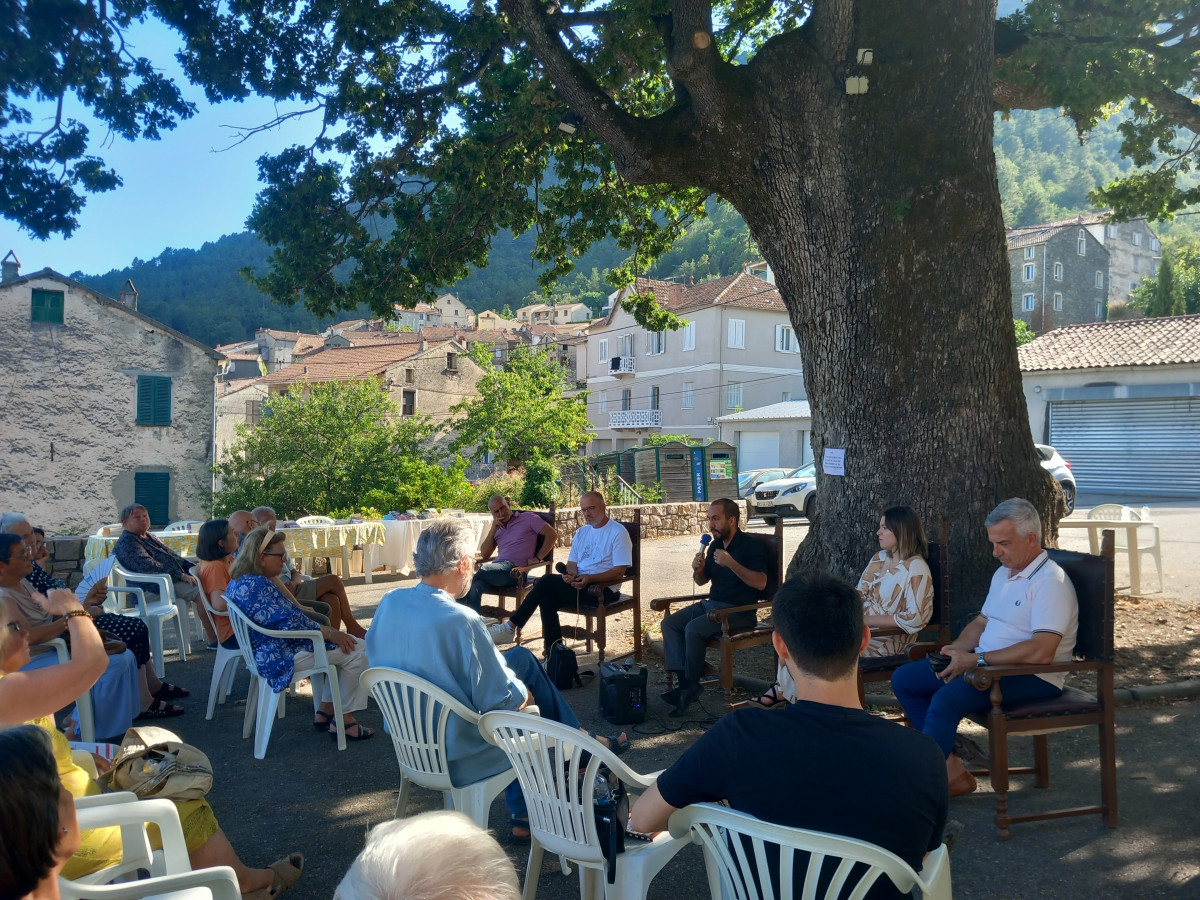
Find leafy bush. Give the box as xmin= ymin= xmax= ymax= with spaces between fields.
xmin=520 ymin=454 xmax=559 ymax=508
xmin=462 ymin=471 xmax=526 ymax=512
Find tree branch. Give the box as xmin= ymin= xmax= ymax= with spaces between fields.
xmin=1146 ymin=84 xmax=1200 ymax=137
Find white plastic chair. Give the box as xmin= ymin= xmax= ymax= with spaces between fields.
xmin=34 ymin=638 xmax=95 ymax=743
xmin=668 ymin=802 xmax=951 ymax=900
xmin=296 ymin=515 xmax=334 ymax=525
xmin=1129 ymin=506 xmax=1164 ymax=592
xmin=1087 ymin=503 xmax=1130 ymax=522
xmin=163 ymin=521 xmax=203 ymax=534
xmin=201 ymin=591 xmax=243 ymax=720
xmin=227 ymin=601 xmax=346 ymax=758
xmin=97 ymin=524 xmax=123 ymax=538
xmin=362 ymin=667 xmax=517 ymax=825
xmin=108 ymin=562 xmax=188 ymax=676
xmin=478 ymin=710 xmax=689 ymax=900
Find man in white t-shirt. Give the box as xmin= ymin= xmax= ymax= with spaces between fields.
xmin=892 ymin=497 xmax=1078 ymax=797
xmin=489 ymin=491 xmax=631 ymax=653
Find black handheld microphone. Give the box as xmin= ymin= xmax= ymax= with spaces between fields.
xmin=556 ymin=562 xmax=569 ymax=575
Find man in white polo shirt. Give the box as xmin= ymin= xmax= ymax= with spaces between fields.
xmin=892 ymin=497 xmax=1077 ymax=797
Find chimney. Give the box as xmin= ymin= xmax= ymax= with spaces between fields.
xmin=420 ymin=337 xmax=428 ymax=351
xmin=119 ymin=279 xmax=138 ymax=310
xmin=1 ymin=250 xmax=20 ymax=284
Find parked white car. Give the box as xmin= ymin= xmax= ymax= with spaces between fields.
xmin=748 ymin=462 xmax=817 ymax=524
xmin=1036 ymin=443 xmax=1077 ymax=514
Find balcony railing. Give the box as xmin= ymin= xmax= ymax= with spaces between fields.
xmin=609 ymin=409 xmax=662 ymax=429
xmin=608 ymin=356 xmax=636 ymax=375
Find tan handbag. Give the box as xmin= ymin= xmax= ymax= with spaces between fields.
xmin=100 ymin=725 xmax=213 ymax=801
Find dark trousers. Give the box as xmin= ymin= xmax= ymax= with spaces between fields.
xmin=508 ymin=574 xmax=599 ymax=650
xmin=661 ymin=601 xmax=756 ymax=685
xmin=461 ymin=560 xmax=519 ymax=613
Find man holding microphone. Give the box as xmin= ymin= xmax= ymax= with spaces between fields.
xmin=660 ymin=498 xmax=770 ymax=717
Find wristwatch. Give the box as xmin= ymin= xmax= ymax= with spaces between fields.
xmin=976 ymin=652 xmax=987 ymax=668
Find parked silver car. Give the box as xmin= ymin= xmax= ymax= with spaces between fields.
xmin=1036 ymin=444 xmax=1077 ymax=514
xmin=737 ymin=468 xmax=791 ymax=499
xmin=749 ymin=462 xmax=817 ymax=523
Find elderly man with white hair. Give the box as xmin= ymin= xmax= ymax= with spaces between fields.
xmin=365 ymin=518 xmax=627 ymax=841
xmin=892 ymin=497 xmax=1078 ymax=797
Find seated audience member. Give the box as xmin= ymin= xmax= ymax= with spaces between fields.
xmin=2 ymin=514 xmax=188 ymax=718
xmin=758 ymin=505 xmax=933 ymax=707
xmin=252 ymin=506 xmax=366 ymax=637
xmin=334 ymin=811 xmax=520 ymax=900
xmin=194 ymin=519 xmax=241 ymax=651
xmin=489 ymin=491 xmax=630 ymax=653
xmin=661 ymin=498 xmax=768 ymax=717
xmin=630 ymin=571 xmax=947 ymax=899
xmin=1 ymin=533 xmax=140 ymax=735
xmin=228 ymin=510 xmax=258 ymax=548
xmin=112 ymin=504 xmax=217 ymax=647
xmin=893 ymin=497 xmax=1078 ymax=797
xmin=226 ymin=526 xmax=372 ymax=741
xmin=0 ymin=724 xmax=81 ymax=900
xmin=366 ymin=519 xmax=627 ymax=841
xmin=0 ymin=592 xmax=304 ymax=896
xmin=0 ymin=514 xmax=67 ymax=595
xmin=460 ymin=495 xmax=557 ymax=614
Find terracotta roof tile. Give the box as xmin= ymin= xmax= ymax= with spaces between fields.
xmin=257 ymin=344 xmax=421 ymax=384
xmin=1018 ymin=314 xmax=1200 ymax=371
xmin=333 ymin=331 xmax=422 ymax=347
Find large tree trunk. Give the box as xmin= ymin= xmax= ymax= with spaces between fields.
xmin=719 ymin=0 xmax=1058 ymax=623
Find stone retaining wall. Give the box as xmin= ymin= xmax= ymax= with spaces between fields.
xmin=43 ymin=537 xmax=87 ymax=588
xmin=552 ymin=502 xmax=710 ymax=546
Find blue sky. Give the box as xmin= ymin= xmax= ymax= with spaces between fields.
xmin=3 ymin=19 xmax=320 ymax=276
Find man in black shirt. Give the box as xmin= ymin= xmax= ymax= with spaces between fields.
xmin=660 ymin=498 xmax=769 ymax=716
xmin=632 ymin=572 xmax=948 ymax=899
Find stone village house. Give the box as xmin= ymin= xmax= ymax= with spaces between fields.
xmin=0 ymin=255 xmax=222 ymax=533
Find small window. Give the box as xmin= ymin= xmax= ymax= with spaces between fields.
xmin=31 ymin=289 xmax=65 ymax=324
xmin=1095 ymin=271 xmax=1104 ymax=288
xmin=650 ymin=386 xmax=660 ymax=410
xmin=136 ymin=376 xmax=172 ymax=426
xmin=782 ymin=390 xmax=791 ymax=402
xmin=597 ymin=392 xmax=607 ymax=413
xmin=1151 ymin=238 xmax=1161 ymax=252
xmin=1053 ymin=262 xmax=1063 ymax=280
xmin=1023 ymin=247 xmax=1036 ymax=259
xmin=726 ymin=381 xmax=742 ymax=409
xmin=401 ymin=390 xmax=416 ymax=416
xmin=405 ymin=368 xmax=415 ymax=383
xmin=647 ymin=331 xmax=665 ymax=355
xmin=681 ymin=322 xmax=696 ymax=352
xmin=682 ymin=382 xmax=694 ymax=409
xmin=1023 ymin=294 xmax=1036 ymax=311
xmin=598 ymin=338 xmax=609 ymax=362
xmin=774 ymin=324 xmax=799 ymax=353
xmin=621 ymin=389 xmax=631 ymax=411
xmin=621 ymin=334 xmax=634 ymax=357
xmin=134 ymin=473 xmax=171 ymax=528
xmin=1096 ymin=300 xmax=1104 ymax=319
xmin=245 ymin=399 xmax=261 ymax=425
xmin=727 ymin=319 xmax=746 ymax=349
xmin=446 ymin=352 xmax=457 ymax=371
xmin=1130 ymin=282 xmax=1138 ymax=292
xmin=1132 ymin=232 xmax=1142 ymax=247
xmin=1053 ymin=293 xmax=1063 ymax=311
xmin=1023 ymin=264 xmax=1036 ymax=281
xmin=1077 ymin=230 xmax=1087 ymax=255
xmin=1105 ymin=224 xmax=1117 ymax=238
xmin=1132 ymin=257 xmax=1140 ymax=274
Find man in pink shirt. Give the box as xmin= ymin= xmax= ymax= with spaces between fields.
xmin=460 ymin=496 xmax=558 ymax=613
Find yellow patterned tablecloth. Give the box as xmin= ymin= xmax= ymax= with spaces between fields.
xmin=84 ymin=522 xmax=387 ymax=582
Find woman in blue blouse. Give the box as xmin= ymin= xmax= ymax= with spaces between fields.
xmin=226 ymin=527 xmax=373 ymax=741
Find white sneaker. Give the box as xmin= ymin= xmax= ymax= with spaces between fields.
xmin=488 ymin=621 xmax=515 ymax=646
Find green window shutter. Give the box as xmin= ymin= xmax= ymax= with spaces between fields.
xmin=134 ymin=473 xmax=171 ymax=528
xmin=136 ymin=376 xmax=172 ymax=426
xmin=31 ymin=289 xmax=65 ymax=324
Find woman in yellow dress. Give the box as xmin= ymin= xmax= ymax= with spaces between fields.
xmin=0 ymin=544 xmax=302 ymax=899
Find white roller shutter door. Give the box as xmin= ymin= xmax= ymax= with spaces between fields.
xmin=738 ymin=432 xmax=781 ymax=470
xmin=1049 ymin=397 xmax=1200 ymax=497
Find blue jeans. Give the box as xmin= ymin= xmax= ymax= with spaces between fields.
xmin=892 ymin=659 xmax=1062 ymax=757
xmin=500 ymin=646 xmax=581 ymax=819
xmin=461 ymin=560 xmax=519 ymax=613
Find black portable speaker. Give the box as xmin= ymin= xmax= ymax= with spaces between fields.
xmin=598 ymin=661 xmax=647 ymax=725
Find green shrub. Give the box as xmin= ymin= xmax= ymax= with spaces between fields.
xmin=520 ymin=454 xmax=559 ymax=508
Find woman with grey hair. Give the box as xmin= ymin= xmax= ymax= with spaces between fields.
xmin=366 ymin=519 xmax=627 ymax=840
xmin=334 ymin=811 xmax=519 ymax=900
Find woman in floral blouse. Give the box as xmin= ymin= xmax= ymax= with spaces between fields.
xmin=226 ymin=527 xmax=372 ymax=741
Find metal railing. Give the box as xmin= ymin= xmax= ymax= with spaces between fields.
xmin=609 ymin=409 xmax=662 ymax=429
xmin=609 ymin=356 xmax=636 ymax=375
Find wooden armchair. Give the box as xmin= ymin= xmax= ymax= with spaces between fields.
xmin=560 ymin=509 xmax=642 ymax=664
xmin=963 ymin=530 xmax=1118 ymax=840
xmin=476 ymin=505 xmax=557 ymax=619
xmin=650 ymin=519 xmax=784 ymax=712
xmin=858 ymin=523 xmax=950 ymax=705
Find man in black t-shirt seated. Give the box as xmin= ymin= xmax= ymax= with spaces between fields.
xmin=660 ymin=498 xmax=769 ymax=717
xmin=632 ymin=571 xmax=948 ymax=899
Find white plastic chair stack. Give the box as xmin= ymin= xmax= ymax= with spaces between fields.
xmin=668 ymin=802 xmax=951 ymax=900
xmin=362 ymin=667 xmax=516 ymax=824
xmin=202 ymin=592 xmax=243 ymax=720
xmin=478 ymin=710 xmax=689 ymax=900
xmin=163 ymin=521 xmax=203 ymax=534
xmin=227 ymin=601 xmax=346 ymax=758
xmin=108 ymin=562 xmax=189 ymax=675
xmin=60 ymin=793 xmax=240 ymax=900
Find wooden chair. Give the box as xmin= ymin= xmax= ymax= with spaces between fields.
xmin=650 ymin=519 xmax=784 ymax=712
xmin=561 ymin=509 xmax=642 ymax=664
xmin=857 ymin=523 xmax=950 ymax=705
xmin=963 ymin=530 xmax=1118 ymax=840
xmin=476 ymin=505 xmax=557 ymax=618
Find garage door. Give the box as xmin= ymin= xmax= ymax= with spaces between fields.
xmin=1049 ymin=397 xmax=1200 ymax=497
xmin=738 ymin=431 xmax=780 ymax=470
